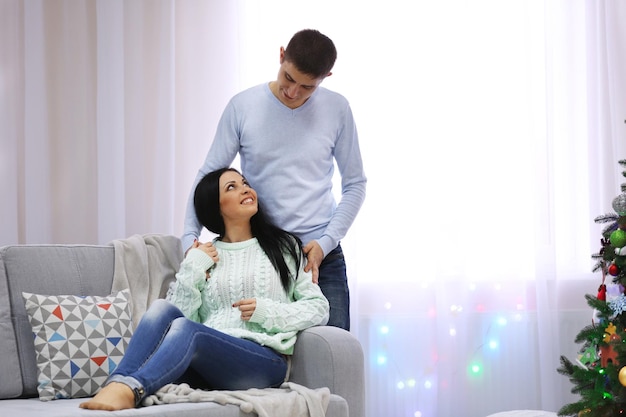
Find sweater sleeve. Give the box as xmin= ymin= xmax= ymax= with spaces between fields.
xmin=167 ymin=248 xmax=215 ymax=323
xmin=317 ymin=102 xmax=367 ymax=257
xmin=249 ymin=263 xmax=330 ymax=333
xmin=181 ymin=101 xmax=241 ymax=252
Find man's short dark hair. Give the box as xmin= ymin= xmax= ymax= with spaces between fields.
xmin=284 ymin=29 xmax=337 ymax=79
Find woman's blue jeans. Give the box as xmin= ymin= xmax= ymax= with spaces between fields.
xmin=107 ymin=299 xmax=287 ymax=402
xmin=318 ymin=243 xmax=351 ymax=331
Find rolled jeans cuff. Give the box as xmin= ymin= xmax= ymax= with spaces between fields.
xmin=105 ymin=374 xmax=145 ymax=407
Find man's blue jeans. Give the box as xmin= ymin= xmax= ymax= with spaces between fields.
xmin=318 ymin=243 xmax=350 ymax=331
xmin=107 ymin=299 xmax=287 ymax=402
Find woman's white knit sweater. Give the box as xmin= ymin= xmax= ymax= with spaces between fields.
xmin=167 ymin=238 xmax=330 ymax=355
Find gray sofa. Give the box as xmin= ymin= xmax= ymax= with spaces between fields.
xmin=0 ymin=238 xmax=365 ymax=417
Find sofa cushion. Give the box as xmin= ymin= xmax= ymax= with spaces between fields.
xmin=0 ymin=251 xmax=21 ymax=399
xmin=0 ymin=244 xmax=115 ymax=399
xmin=22 ymin=289 xmax=132 ymax=401
xmin=0 ymin=395 xmax=349 ymax=416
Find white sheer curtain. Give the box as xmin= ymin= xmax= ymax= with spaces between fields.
xmin=1 ymin=0 xmax=242 ymax=244
xmin=2 ymin=1 xmax=626 ymax=416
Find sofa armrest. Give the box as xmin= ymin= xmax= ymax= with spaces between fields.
xmin=290 ymin=326 xmax=365 ymax=417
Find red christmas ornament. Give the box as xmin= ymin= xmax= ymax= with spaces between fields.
xmin=609 ymin=263 xmax=621 ymax=277
xmin=598 ymin=284 xmax=607 ymax=301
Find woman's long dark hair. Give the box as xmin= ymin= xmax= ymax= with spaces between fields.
xmin=194 ymin=168 xmax=303 ymax=292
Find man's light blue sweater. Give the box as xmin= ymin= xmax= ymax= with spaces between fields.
xmin=182 ymin=84 xmax=367 ymax=256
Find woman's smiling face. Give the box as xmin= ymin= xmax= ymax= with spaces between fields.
xmin=218 ymin=170 xmax=258 ymax=222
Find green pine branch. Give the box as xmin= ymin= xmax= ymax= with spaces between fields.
xmin=557 ymin=356 xmax=617 ymax=416
xmin=595 ymin=214 xmax=620 ymax=224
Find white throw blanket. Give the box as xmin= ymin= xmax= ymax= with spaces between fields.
xmin=111 ymin=234 xmax=183 ymax=328
xmin=142 ymin=382 xmax=330 ymax=417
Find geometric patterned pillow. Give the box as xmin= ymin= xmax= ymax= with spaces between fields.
xmin=22 ymin=289 xmax=133 ymax=401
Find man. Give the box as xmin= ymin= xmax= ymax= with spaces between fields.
xmin=182 ymin=29 xmax=366 ymax=330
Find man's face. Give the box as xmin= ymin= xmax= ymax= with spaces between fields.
xmin=273 ymin=47 xmax=326 ymax=109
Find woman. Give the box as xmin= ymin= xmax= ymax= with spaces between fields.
xmin=80 ymin=168 xmax=330 ymax=411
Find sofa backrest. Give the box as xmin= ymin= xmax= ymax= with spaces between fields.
xmin=0 ymin=244 xmax=115 ymax=399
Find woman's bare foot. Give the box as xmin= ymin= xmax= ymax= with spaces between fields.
xmin=78 ymin=382 xmax=136 ymax=411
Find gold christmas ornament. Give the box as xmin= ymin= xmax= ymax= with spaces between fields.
xmin=619 ymin=366 xmax=626 ymax=387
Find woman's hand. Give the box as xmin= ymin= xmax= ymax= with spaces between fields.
xmin=194 ymin=240 xmax=218 ymax=280
xmin=196 ymin=241 xmax=219 ymax=263
xmin=233 ymin=298 xmax=257 ymax=321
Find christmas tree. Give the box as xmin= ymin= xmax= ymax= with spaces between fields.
xmin=557 ymin=159 xmax=626 ymax=417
